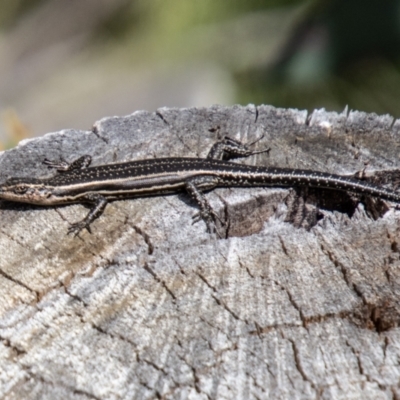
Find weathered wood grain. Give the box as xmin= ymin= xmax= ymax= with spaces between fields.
xmin=1 ymin=105 xmax=400 ymax=399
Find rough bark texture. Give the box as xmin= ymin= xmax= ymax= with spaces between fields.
xmin=1 ymin=104 xmax=400 ymax=399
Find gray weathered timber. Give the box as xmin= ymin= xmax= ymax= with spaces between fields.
xmin=1 ymin=104 xmax=400 ymax=399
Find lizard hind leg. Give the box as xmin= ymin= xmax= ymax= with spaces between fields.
xmin=185 ymin=177 xmax=224 ymax=236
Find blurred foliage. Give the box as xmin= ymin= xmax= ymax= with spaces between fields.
xmin=92 ymin=0 xmax=306 ymax=63
xmin=79 ymin=0 xmax=400 ymax=116
xmin=238 ymin=0 xmax=400 ymax=115
xmin=2 ymin=0 xmax=400 ymax=149
xmin=0 ymin=108 xmax=31 ymax=150
xmin=0 ymin=0 xmax=43 ymax=28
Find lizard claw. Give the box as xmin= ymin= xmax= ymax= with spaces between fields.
xmin=192 ymin=206 xmax=225 ymax=237
xmin=192 ymin=212 xmax=202 ymax=224
xmin=67 ymin=220 xmax=91 ymax=236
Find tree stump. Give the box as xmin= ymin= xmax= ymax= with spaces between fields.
xmin=1 ymin=105 xmax=400 ymax=399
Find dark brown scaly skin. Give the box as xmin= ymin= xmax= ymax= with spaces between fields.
xmin=0 ymin=136 xmax=399 ymax=235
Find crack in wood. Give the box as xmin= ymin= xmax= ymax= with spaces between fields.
xmin=0 ymin=267 xmax=39 ymax=301
xmin=286 ymin=338 xmax=318 ymax=394
xmin=132 ymin=225 xmax=154 ymax=255
xmin=19 ymin=367 xmax=102 ymax=400
xmin=143 ymin=262 xmax=176 ymax=301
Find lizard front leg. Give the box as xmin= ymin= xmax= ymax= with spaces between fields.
xmin=43 ymin=155 xmax=92 ymax=171
xmin=185 ymin=176 xmax=223 ymax=235
xmin=68 ymin=193 xmax=108 ymax=236
xmin=207 ymin=135 xmax=270 ymax=160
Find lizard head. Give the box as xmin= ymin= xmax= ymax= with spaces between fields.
xmin=0 ymin=178 xmax=53 ymax=204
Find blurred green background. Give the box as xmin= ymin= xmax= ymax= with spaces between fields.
xmin=1 ymin=0 xmax=400 ymax=149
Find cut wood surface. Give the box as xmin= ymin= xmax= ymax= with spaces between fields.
xmin=1 ymin=104 xmax=400 ymax=399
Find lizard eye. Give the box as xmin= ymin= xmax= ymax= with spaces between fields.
xmin=14 ymin=185 xmax=28 ymax=195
